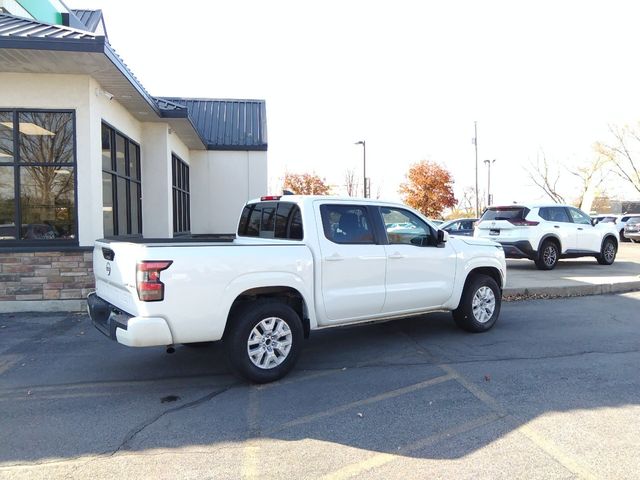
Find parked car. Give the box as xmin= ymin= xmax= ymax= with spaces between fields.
xmin=623 ymin=217 xmax=640 ymax=243
xmin=88 ymin=195 xmax=506 ymax=383
xmin=591 ymin=215 xmax=617 ymax=225
xmin=440 ymin=218 xmax=478 ymax=237
xmin=474 ymin=204 xmax=619 ymax=270
xmin=614 ymin=214 xmax=640 ymax=242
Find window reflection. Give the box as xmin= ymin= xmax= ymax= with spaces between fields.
xmin=0 ymin=111 xmax=76 ymax=243
xmin=18 ymin=112 xmax=73 ymax=164
xmin=0 ymin=166 xmax=16 ymax=239
xmin=0 ymin=112 xmax=13 ymax=163
xmin=20 ymin=167 xmax=75 ymax=239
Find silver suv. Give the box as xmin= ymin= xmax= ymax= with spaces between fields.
xmin=474 ymin=204 xmax=619 ymax=270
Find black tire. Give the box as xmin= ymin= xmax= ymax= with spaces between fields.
xmin=619 ymin=230 xmax=630 ymax=242
xmin=453 ymin=274 xmax=501 ymax=333
xmin=534 ymin=240 xmax=559 ymax=270
xmin=597 ymin=237 xmax=617 ymax=265
xmin=224 ymin=301 xmax=303 ymax=383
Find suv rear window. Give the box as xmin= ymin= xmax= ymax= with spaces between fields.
xmin=626 ymin=217 xmax=640 ymax=225
xmin=238 ymin=202 xmax=303 ymax=240
xmin=480 ymin=207 xmax=529 ymax=221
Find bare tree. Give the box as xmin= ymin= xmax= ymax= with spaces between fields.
xmin=595 ymin=124 xmax=640 ymax=195
xmin=569 ymin=155 xmax=610 ymax=210
xmin=525 ymin=152 xmax=566 ymax=204
xmin=344 ymin=169 xmax=359 ymax=197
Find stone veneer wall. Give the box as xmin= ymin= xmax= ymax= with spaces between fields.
xmin=0 ymin=250 xmax=94 ymax=302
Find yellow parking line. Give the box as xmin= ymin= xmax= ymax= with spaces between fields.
xmin=264 ymin=373 xmax=454 ymax=435
xmin=319 ymin=413 xmax=501 ymax=480
xmin=0 ymin=355 xmax=21 ymax=375
xmin=440 ymin=363 xmax=598 ymax=480
xmin=258 ymin=350 xmax=421 ymax=391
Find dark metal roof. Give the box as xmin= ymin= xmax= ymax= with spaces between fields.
xmin=160 ymin=98 xmax=268 ymax=151
xmin=70 ymin=9 xmax=107 ymax=37
xmin=0 ymin=13 xmax=267 ymax=152
xmin=0 ymin=12 xmax=98 ymax=40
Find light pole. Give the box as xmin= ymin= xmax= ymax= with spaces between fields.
xmin=483 ymin=158 xmax=496 ymax=206
xmin=473 ymin=122 xmax=479 ymax=217
xmin=355 ymin=140 xmax=367 ymax=198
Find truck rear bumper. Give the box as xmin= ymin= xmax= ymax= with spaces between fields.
xmin=87 ymin=293 xmax=173 ymax=347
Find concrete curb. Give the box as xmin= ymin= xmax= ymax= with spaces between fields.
xmin=0 ymin=299 xmax=86 ymax=314
xmin=504 ymin=280 xmax=640 ymax=299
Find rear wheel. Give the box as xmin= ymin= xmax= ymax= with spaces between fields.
xmin=535 ymin=240 xmax=559 ymax=270
xmin=224 ymin=301 xmax=303 ymax=383
xmin=597 ymin=237 xmax=617 ymax=265
xmin=453 ymin=274 xmax=501 ymax=333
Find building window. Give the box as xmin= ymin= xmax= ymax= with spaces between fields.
xmin=0 ymin=110 xmax=77 ymax=245
xmin=172 ymin=154 xmax=190 ymax=234
xmin=101 ymin=123 xmax=141 ymax=237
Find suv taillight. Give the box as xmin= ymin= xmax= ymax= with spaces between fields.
xmin=136 ymin=261 xmax=172 ymax=302
xmin=508 ymin=219 xmax=539 ymax=227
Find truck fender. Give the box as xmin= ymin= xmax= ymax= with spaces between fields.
xmin=220 ymin=272 xmax=317 ymax=335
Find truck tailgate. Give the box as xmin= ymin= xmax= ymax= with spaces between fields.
xmin=93 ymin=240 xmax=142 ymax=313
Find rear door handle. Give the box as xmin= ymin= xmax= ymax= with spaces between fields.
xmin=554 ymin=225 xmax=560 ymax=228
xmin=325 ymin=254 xmax=344 ymax=262
xmin=578 ymin=227 xmax=584 ymax=231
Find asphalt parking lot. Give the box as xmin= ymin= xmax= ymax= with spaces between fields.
xmin=1 ymin=291 xmax=639 ymax=479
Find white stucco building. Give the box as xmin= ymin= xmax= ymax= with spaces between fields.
xmin=0 ymin=2 xmax=268 ymax=310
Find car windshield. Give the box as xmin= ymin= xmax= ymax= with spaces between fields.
xmin=480 ymin=207 xmax=528 ymax=221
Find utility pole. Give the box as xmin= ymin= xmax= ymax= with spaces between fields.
xmin=474 ymin=122 xmax=479 ymax=217
xmin=355 ymin=140 xmax=367 ymax=197
xmin=484 ymin=159 xmax=496 ymax=206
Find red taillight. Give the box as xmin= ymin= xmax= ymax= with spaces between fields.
xmin=260 ymin=195 xmax=282 ymax=201
xmin=508 ymin=219 xmax=539 ymax=226
xmin=136 ymin=261 xmax=172 ymax=302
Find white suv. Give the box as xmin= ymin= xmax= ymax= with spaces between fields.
xmin=474 ymin=204 xmax=619 ymax=270
xmin=615 ymin=214 xmax=640 ymax=242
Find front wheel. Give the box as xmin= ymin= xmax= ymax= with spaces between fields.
xmin=597 ymin=237 xmax=617 ymax=265
xmin=224 ymin=301 xmax=303 ymax=383
xmin=453 ymin=274 xmax=501 ymax=333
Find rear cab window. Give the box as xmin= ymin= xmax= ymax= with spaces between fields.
xmin=238 ymin=202 xmax=304 ymax=240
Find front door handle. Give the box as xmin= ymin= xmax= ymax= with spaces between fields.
xmin=325 ymin=253 xmax=344 ymax=262
xmin=578 ymin=227 xmax=584 ymax=231
xmin=554 ymin=225 xmax=560 ymax=228
xmin=388 ymin=253 xmax=406 ymax=259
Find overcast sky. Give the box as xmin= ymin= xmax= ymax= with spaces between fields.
xmin=71 ymin=0 xmax=640 ymax=206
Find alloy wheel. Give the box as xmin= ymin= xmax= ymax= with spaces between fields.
xmin=247 ymin=317 xmax=293 ymax=369
xmin=472 ymin=286 xmax=496 ymax=324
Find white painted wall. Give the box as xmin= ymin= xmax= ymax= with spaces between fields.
xmin=190 ymin=150 xmax=267 ymax=234
xmin=0 ymin=72 xmax=267 ymax=242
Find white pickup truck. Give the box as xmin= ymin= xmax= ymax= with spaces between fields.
xmin=88 ymin=196 xmax=506 ymax=383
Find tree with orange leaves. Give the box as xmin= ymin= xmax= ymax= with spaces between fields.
xmin=399 ymin=160 xmax=457 ymax=217
xmin=283 ymin=172 xmax=331 ymax=195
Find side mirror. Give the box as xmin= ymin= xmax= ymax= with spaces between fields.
xmin=437 ymin=229 xmax=448 ymax=245
xmin=591 ymin=218 xmax=598 ymax=226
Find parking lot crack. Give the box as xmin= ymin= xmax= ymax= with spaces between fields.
xmin=110 ymin=384 xmax=237 ymax=456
